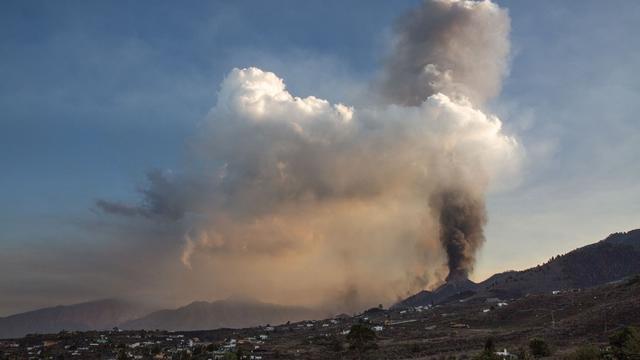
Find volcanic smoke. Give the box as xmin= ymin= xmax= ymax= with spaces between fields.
xmin=98 ymin=0 xmax=520 ymax=311
xmin=379 ymin=0 xmax=512 ymax=282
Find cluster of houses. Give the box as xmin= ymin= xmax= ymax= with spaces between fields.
xmin=482 ymin=298 xmax=509 ymax=313
xmin=0 ymin=330 xmax=231 ymax=359
xmin=0 ymin=296 xmax=528 ymax=359
xmin=0 ymin=317 xmax=361 ymax=360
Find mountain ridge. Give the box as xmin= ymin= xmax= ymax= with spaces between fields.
xmin=121 ymin=298 xmax=324 ymax=331
xmin=3 ymin=229 xmax=639 ymax=338
xmin=393 ymin=228 xmax=640 ymax=308
xmin=0 ymin=298 xmax=152 ymax=339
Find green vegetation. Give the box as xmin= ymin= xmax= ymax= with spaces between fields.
xmin=626 ymin=275 xmax=640 ymax=287
xmin=515 ymin=347 xmax=534 ymax=360
xmin=347 ymin=324 xmax=377 ymax=357
xmin=608 ymin=326 xmax=640 ymax=360
xmin=474 ymin=338 xmax=500 ymax=360
xmin=529 ymin=338 xmax=552 ymax=358
xmin=222 ymin=352 xmax=237 ymax=360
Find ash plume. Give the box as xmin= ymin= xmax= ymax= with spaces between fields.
xmin=380 ymin=0 xmax=511 ymax=281
xmin=97 ymin=0 xmax=520 ymax=310
xmin=430 ymin=188 xmax=487 ymax=282
xmin=380 ymin=0 xmax=510 ymax=106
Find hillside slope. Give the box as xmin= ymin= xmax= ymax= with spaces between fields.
xmin=0 ymin=299 xmax=152 ymax=339
xmin=121 ymin=299 xmax=324 ymax=331
xmin=395 ymin=229 xmax=640 ymax=308
xmin=481 ymin=229 xmax=640 ymax=298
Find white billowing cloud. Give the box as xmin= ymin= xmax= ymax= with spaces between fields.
xmin=97 ymin=0 xmax=520 ymax=311
xmin=164 ymin=66 xmax=520 ymax=309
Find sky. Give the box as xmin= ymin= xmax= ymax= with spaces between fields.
xmin=1 ymin=0 xmax=639 ymax=316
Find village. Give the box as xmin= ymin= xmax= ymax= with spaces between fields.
xmin=2 ymin=277 xmax=639 ymax=360
xmin=0 ymin=315 xmax=374 ymax=360
xmin=0 ymin=300 xmax=513 ymax=360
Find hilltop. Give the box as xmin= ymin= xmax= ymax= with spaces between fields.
xmin=394 ymin=229 xmax=640 ymax=308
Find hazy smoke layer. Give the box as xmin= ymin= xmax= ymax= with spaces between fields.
xmin=98 ymin=0 xmax=519 ymax=310
xmin=380 ymin=0 xmax=510 ymax=106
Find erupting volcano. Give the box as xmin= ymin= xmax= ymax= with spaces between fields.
xmin=96 ymin=0 xmax=520 ymax=311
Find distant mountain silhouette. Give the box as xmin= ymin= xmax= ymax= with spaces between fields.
xmin=4 ymin=229 xmax=639 ymax=337
xmin=394 ymin=229 xmax=640 ymax=308
xmin=0 ymin=299 xmax=152 ymax=339
xmin=121 ymin=298 xmax=324 ymax=331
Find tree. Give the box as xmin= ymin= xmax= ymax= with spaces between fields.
xmin=485 ymin=338 xmax=496 ymax=353
xmin=529 ymin=338 xmax=551 ymax=358
xmin=347 ymin=324 xmax=377 ymax=357
xmin=192 ymin=345 xmax=204 ymax=355
xmin=515 ymin=346 xmax=533 ymax=360
xmin=626 ymin=275 xmax=640 ymax=287
xmin=474 ymin=338 xmax=500 ymax=360
xmin=116 ymin=349 xmax=128 ymax=360
xmin=150 ymin=344 xmax=161 ymax=355
xmin=609 ymin=326 xmax=640 ymax=360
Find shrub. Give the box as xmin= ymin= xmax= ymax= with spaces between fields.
xmin=609 ymin=326 xmax=640 ymax=359
xmin=625 ymin=275 xmax=640 ymax=287
xmin=222 ymin=353 xmax=237 ymax=360
xmin=529 ymin=338 xmax=552 ymax=358
xmin=515 ymin=347 xmax=534 ymax=360
xmin=474 ymin=338 xmax=500 ymax=360
xmin=474 ymin=351 xmax=500 ymax=360
xmin=347 ymin=324 xmax=377 ymax=355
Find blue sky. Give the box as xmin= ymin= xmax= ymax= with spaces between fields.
xmin=1 ymin=0 xmax=639 ymax=315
